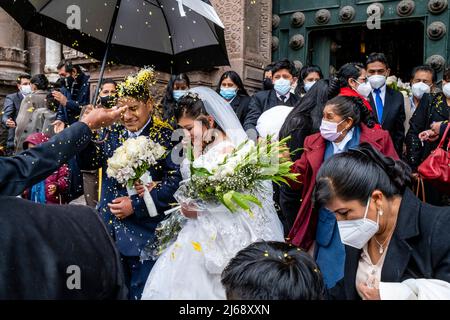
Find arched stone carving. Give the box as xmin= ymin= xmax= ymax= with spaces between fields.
xmin=339 ymin=6 xmax=356 ymax=22
xmin=427 ymin=21 xmax=447 ymax=40
xmin=397 ymin=0 xmax=416 ymax=17
xmin=291 ymin=12 xmax=305 ymax=28
xmin=289 ymin=34 xmax=304 ymax=50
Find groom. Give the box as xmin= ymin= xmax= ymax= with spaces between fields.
xmin=78 ymin=69 xmax=181 ymax=300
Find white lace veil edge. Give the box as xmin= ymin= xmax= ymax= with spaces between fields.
xmin=189 ymin=87 xmax=248 ymax=147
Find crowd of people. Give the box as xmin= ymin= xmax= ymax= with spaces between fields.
xmin=0 ymin=51 xmax=449 ymax=300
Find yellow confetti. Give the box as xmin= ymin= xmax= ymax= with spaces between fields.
xmin=191 ymin=241 xmax=202 ymax=252
xmin=27 ymin=107 xmax=34 ymax=113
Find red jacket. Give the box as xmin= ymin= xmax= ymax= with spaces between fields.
xmin=287 ymin=124 xmax=399 ymax=249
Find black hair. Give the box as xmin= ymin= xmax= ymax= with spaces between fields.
xmin=326 ymin=95 xmax=376 ymax=129
xmin=411 ymin=65 xmax=437 ymax=83
xmin=444 ymin=68 xmax=450 ymax=82
xmin=300 ymin=65 xmax=324 ymax=82
xmin=30 ymin=74 xmax=49 ymax=90
xmin=314 ymin=143 xmax=412 ymax=209
xmin=221 ymin=241 xmax=325 ymax=300
xmin=279 ymin=80 xmax=336 ymax=155
xmin=272 ymin=59 xmax=296 ymax=77
xmin=263 ymin=63 xmax=275 ymax=76
xmin=366 ymin=52 xmax=389 ymax=69
xmin=161 ymin=73 xmax=190 ymax=123
xmin=17 ymin=74 xmax=31 ymax=84
xmin=100 ymin=78 xmax=117 ymax=89
xmin=330 ymin=62 xmax=365 ymax=92
xmin=57 ymin=59 xmax=82 ymax=74
xmin=216 ymin=71 xmax=249 ymax=96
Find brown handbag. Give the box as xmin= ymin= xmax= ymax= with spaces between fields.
xmin=418 ymin=123 xmax=450 ymax=193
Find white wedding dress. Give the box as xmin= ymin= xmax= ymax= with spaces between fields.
xmin=141 ymin=140 xmax=285 ymax=300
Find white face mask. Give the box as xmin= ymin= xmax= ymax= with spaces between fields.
xmin=337 ymin=197 xmax=380 ymax=249
xmin=355 ymin=81 xmax=372 ymax=98
xmin=443 ymin=83 xmax=450 ymax=99
xmin=20 ymin=84 xmax=32 ymax=96
xmin=368 ymin=75 xmax=386 ymax=90
xmin=411 ymin=82 xmax=431 ymax=99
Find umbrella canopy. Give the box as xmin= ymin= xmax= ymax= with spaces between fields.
xmin=0 ymin=0 xmax=229 ymax=73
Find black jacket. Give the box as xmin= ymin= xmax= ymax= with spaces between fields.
xmin=329 ymin=189 xmax=450 ymax=300
xmin=1 ymin=92 xmax=24 ymax=150
xmin=369 ymin=87 xmax=406 ymax=155
xmin=243 ymin=90 xmax=300 ymax=134
xmin=0 ymin=197 xmax=127 ymax=299
xmin=0 ymin=122 xmax=92 ymax=196
xmin=229 ymin=94 xmax=251 ymax=126
xmin=405 ymin=93 xmax=450 ymax=170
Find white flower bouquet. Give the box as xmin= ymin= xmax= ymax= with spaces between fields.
xmin=387 ymin=76 xmax=412 ymax=98
xmin=106 ymin=136 xmax=166 ymax=217
xmin=141 ymin=136 xmax=299 ymax=260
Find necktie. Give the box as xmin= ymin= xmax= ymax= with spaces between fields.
xmin=374 ymin=88 xmax=384 ymax=124
xmin=129 ymin=132 xmax=137 ymax=139
xmin=280 ymin=95 xmax=286 ymax=104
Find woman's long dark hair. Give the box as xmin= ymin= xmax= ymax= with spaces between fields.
xmin=216 ymin=71 xmax=249 ymax=96
xmin=296 ymin=65 xmax=324 ymax=95
xmin=314 ymin=143 xmax=412 ymax=208
xmin=162 ymin=73 xmax=190 ymax=122
xmin=329 ymin=62 xmax=365 ymax=93
xmin=325 ymin=95 xmax=376 ymax=129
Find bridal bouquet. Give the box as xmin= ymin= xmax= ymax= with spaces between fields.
xmin=107 ymin=136 xmax=166 ymax=217
xmin=387 ymin=76 xmax=412 ymax=98
xmin=141 ymin=136 xmax=299 ymax=260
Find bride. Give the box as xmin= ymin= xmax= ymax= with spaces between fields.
xmin=141 ymin=87 xmax=285 ymax=300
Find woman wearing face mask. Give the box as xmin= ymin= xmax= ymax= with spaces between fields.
xmin=216 ymin=71 xmax=250 ymax=125
xmin=161 ymin=73 xmax=190 ymax=128
xmin=287 ymin=96 xmax=398 ymax=289
xmin=295 ymin=65 xmax=323 ymax=98
xmin=330 ymin=63 xmax=380 ymax=129
xmin=405 ymin=68 xmax=450 ymax=206
xmin=316 ymin=143 xmax=450 ymax=300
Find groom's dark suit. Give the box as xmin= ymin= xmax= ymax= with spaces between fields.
xmin=78 ymin=118 xmax=182 ymax=299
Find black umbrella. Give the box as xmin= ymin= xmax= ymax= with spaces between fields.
xmin=0 ymin=0 xmax=229 ymax=103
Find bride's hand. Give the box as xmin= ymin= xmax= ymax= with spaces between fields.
xmin=181 ymin=203 xmax=198 ymax=219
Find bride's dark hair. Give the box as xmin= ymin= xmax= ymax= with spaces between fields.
xmin=174 ymin=93 xmax=224 ymax=132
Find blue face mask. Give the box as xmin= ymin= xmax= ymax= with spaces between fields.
xmin=304 ymin=81 xmax=317 ymax=92
xmin=173 ymin=90 xmax=188 ymax=101
xmin=273 ymin=78 xmax=292 ymax=96
xmin=220 ymin=87 xmax=237 ymax=100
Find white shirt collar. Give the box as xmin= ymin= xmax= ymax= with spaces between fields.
xmin=127 ymin=116 xmax=152 ymax=138
xmin=332 ymin=128 xmax=354 ymax=154
xmin=276 ymin=91 xmax=290 ymax=102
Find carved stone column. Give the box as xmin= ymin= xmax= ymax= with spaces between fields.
xmin=26 ymin=32 xmax=46 ymax=76
xmin=0 ymin=8 xmax=27 ymax=99
xmin=44 ymin=39 xmax=62 ymax=83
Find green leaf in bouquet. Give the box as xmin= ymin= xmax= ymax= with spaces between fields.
xmin=192 ymin=167 xmax=212 ymax=177
xmin=222 ymin=191 xmax=238 ymax=213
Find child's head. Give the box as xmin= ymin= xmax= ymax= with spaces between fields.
xmin=23 ymin=132 xmax=50 ymax=150
xmin=221 ymin=241 xmax=325 ymax=300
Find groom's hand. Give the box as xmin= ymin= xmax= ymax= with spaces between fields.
xmin=108 ymin=196 xmax=134 ymax=219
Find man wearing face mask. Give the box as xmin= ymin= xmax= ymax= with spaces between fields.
xmin=316 ymin=144 xmax=450 ymax=300
xmin=52 ymin=60 xmax=91 ymax=133
xmin=366 ymin=53 xmax=406 ymax=156
xmin=405 ymin=68 xmax=450 ymax=206
xmin=243 ymin=59 xmax=300 ymax=136
xmin=1 ymin=74 xmax=31 ymax=156
xmin=404 ymin=66 xmax=436 ymax=133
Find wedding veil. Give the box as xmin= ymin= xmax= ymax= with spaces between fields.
xmin=189 ymin=87 xmax=248 ymax=146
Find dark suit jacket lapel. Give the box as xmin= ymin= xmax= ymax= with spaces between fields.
xmin=368 ymin=94 xmax=380 ymax=123
xmin=344 ymin=246 xmax=362 ymax=299
xmin=381 ymin=189 xmax=420 ymax=282
xmin=381 ymin=88 xmax=394 ymax=125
